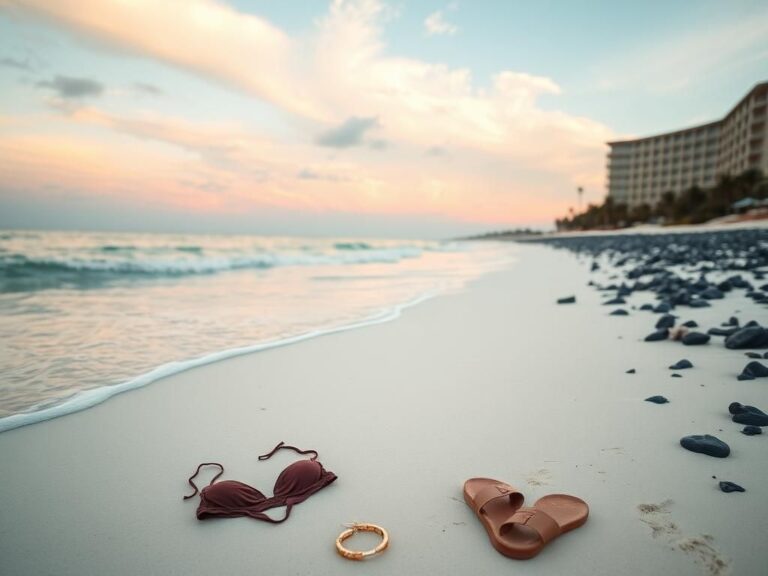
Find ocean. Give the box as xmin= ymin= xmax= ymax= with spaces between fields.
xmin=0 ymin=230 xmax=512 ymax=431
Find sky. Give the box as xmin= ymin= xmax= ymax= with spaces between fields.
xmin=0 ymin=0 xmax=767 ymax=238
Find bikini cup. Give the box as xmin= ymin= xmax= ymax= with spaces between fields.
xmin=183 ymin=442 xmax=337 ymax=523
xmin=200 ymin=460 xmax=325 ymax=507
xmin=273 ymin=459 xmax=325 ymax=498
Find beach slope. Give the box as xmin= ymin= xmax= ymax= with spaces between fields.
xmin=1 ymin=243 xmax=766 ymax=576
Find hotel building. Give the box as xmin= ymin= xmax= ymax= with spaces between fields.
xmin=607 ymin=82 xmax=768 ymax=209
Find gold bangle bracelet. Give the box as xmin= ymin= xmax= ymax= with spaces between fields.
xmin=335 ymin=523 xmax=389 ymax=560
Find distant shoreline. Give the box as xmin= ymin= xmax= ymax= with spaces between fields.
xmin=464 ymin=216 xmax=768 ymax=241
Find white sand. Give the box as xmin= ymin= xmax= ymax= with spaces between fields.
xmin=1 ymin=243 xmax=766 ymax=576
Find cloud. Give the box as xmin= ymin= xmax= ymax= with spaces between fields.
xmin=316 ymin=116 xmax=379 ymax=148
xmin=0 ymin=104 xmax=593 ymax=228
xmin=6 ymin=0 xmax=616 ymax=226
xmin=425 ymin=146 xmax=447 ymax=156
xmin=6 ymin=0 xmax=320 ymax=119
xmin=37 ymin=75 xmax=103 ymax=98
xmin=64 ymin=108 xmax=277 ymax=179
xmin=297 ymin=168 xmax=347 ymax=181
xmin=0 ymin=57 xmax=32 ymax=70
xmin=8 ymin=1 xmax=606 ymax=158
xmin=368 ymin=139 xmax=387 ymax=150
xmin=297 ymin=168 xmax=322 ymax=180
xmin=133 ymin=82 xmax=163 ymax=96
xmin=178 ymin=178 xmax=227 ymax=193
xmin=424 ymin=10 xmax=457 ymax=36
xmin=0 ymin=116 xmax=307 ymax=215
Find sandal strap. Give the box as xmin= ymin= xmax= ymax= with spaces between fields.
xmin=474 ymin=483 xmax=524 ymax=514
xmin=503 ymin=507 xmax=562 ymax=544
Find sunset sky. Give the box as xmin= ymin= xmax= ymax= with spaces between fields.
xmin=1 ymin=0 xmax=767 ymax=238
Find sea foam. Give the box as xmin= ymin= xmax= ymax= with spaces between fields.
xmin=0 ymin=292 xmax=435 ymax=433
xmin=0 ymin=231 xmax=512 ymax=431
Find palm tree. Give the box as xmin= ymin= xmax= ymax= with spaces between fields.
xmin=659 ymin=191 xmax=675 ymax=222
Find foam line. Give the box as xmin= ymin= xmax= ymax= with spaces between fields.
xmin=0 ymin=291 xmax=437 ymax=433
xmin=0 ymin=246 xmax=427 ymax=276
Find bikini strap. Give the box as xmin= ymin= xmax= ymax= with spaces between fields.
xmin=245 ymin=504 xmax=294 ymax=524
xmin=258 ymin=441 xmax=318 ymax=462
xmin=183 ymin=462 xmax=224 ymax=500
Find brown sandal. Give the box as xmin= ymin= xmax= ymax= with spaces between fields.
xmin=463 ymin=478 xmax=588 ymax=559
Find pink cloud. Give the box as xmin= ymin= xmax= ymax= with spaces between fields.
xmin=4 ymin=0 xmax=617 ymax=226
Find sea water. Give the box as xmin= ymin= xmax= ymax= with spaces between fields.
xmin=0 ymin=230 xmax=512 ymax=431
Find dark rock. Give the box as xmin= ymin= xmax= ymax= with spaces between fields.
xmin=728 ymin=275 xmax=750 ymax=289
xmin=671 ymin=373 xmax=682 ymax=378
xmin=669 ymin=359 xmax=693 ymax=370
xmin=671 ymin=290 xmax=691 ymax=306
xmin=742 ymin=361 xmax=768 ymax=377
xmin=719 ymin=481 xmax=745 ymax=493
xmin=640 ymin=304 xmax=654 ymax=311
xmin=742 ymin=425 xmax=762 ymax=436
xmin=682 ymin=320 xmax=698 ymax=328
xmin=732 ymin=411 xmax=768 ymax=426
xmin=645 ymin=329 xmax=669 ymax=342
xmin=689 ymin=299 xmax=711 ymax=308
xmin=682 ymin=332 xmax=710 ymax=346
xmin=557 ymin=296 xmax=576 ymax=304
xmin=654 ymin=302 xmax=672 ymax=313
xmin=708 ymin=327 xmax=738 ymax=337
xmin=591 ymin=262 xmax=600 ymax=272
xmin=744 ymin=320 xmax=761 ymax=328
xmin=610 ymin=309 xmax=629 ymax=316
xmin=726 ymin=327 xmax=768 ymax=349
xmin=723 ymin=316 xmax=739 ymax=327
xmin=680 ymin=435 xmax=730 ymax=458
xmin=745 ymin=352 xmax=762 ymax=359
xmin=655 ymin=314 xmax=676 ymax=329
xmin=692 ymin=277 xmax=709 ymax=291
xmin=626 ymin=368 xmax=636 ymax=374
xmin=728 ymin=402 xmax=766 ymax=416
xmin=700 ymin=287 xmax=724 ymax=300
xmin=738 ymin=372 xmax=756 ymax=381
xmin=645 ymin=395 xmax=669 ymax=404
xmin=604 ymin=297 xmax=626 ymax=305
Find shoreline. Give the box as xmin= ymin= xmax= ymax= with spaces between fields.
xmin=466 ymin=218 xmax=768 ymax=242
xmin=1 ymin=241 xmax=766 ymax=575
xmin=0 ymin=236 xmax=510 ymax=433
xmin=0 ymin=290 xmax=440 ymax=434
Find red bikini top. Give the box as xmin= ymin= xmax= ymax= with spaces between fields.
xmin=183 ymin=441 xmax=337 ymax=523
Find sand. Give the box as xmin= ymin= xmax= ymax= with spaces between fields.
xmin=1 ymin=243 xmax=766 ymax=576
